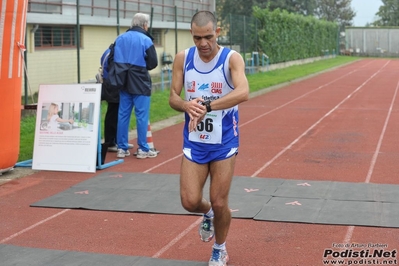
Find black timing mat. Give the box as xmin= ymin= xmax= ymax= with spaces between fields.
xmin=0 ymin=244 xmax=206 ymax=266
xmin=31 ymin=172 xmax=399 ymax=228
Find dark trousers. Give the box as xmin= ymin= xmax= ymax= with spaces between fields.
xmin=104 ymin=102 xmax=119 ymax=147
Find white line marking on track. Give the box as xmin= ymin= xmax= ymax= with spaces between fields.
xmin=343 ymin=63 xmax=399 ymax=246
xmin=145 ymin=69 xmax=360 ymax=174
xmin=241 ymin=69 xmax=358 ymax=127
xmin=250 ymin=61 xmax=389 ymax=177
xmin=0 ymin=209 xmax=70 ymax=244
xmin=343 ymin=226 xmax=355 ymax=246
xmin=143 ymin=154 xmax=182 ymax=173
xmin=364 ymin=78 xmax=398 ymax=184
xmin=152 ymin=217 xmax=202 ymax=258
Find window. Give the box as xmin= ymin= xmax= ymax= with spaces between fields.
xmin=34 ymin=26 xmax=78 ymax=48
xmin=151 ymin=29 xmax=162 ymax=46
xmin=28 ymin=0 xmax=62 ymax=14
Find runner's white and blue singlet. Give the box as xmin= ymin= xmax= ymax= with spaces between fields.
xmin=182 ymin=46 xmax=240 ymax=162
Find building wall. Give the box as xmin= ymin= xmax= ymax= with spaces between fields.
xmin=24 ymin=24 xmax=194 ymax=94
xmin=22 ymin=0 xmax=214 ymax=95
xmin=345 ymin=27 xmax=399 ymax=57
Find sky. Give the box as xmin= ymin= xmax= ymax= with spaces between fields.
xmin=351 ymin=0 xmax=383 ymax=26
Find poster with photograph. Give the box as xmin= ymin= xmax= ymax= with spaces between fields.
xmin=32 ymin=84 xmax=102 ymax=173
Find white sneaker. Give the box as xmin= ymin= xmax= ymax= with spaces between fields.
xmin=109 ymin=144 xmax=134 ymax=152
xmin=199 ymin=215 xmax=214 ymax=242
xmin=209 ymin=248 xmax=229 ymax=266
xmin=136 ymin=148 xmax=157 ymax=159
xmin=116 ymin=149 xmax=130 ymax=158
xmin=133 ymin=148 xmax=159 ymax=156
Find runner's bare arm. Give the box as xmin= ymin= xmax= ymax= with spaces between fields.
xmin=207 ymin=51 xmax=249 ymax=111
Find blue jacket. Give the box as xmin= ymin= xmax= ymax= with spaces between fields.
xmin=100 ymin=47 xmax=119 ymax=103
xmin=113 ymin=26 xmax=158 ymax=96
xmin=101 ymin=48 xmax=110 ymax=79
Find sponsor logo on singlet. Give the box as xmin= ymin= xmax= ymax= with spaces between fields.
xmin=187 ymin=80 xmax=196 ymax=92
xmin=198 ymin=83 xmax=209 ymax=91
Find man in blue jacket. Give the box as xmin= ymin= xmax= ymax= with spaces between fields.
xmin=113 ymin=13 xmax=158 ymax=159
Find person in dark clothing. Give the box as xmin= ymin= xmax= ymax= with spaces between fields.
xmin=97 ymin=48 xmax=133 ymax=152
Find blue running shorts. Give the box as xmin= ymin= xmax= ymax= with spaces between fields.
xmin=183 ymin=147 xmax=238 ymax=164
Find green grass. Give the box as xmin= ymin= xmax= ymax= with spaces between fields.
xmin=19 ymin=115 xmax=36 ymax=162
xmin=246 ymin=56 xmax=359 ymax=91
xmin=18 ymin=55 xmax=359 ymax=162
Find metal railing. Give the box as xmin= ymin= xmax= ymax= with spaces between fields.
xmin=28 ymin=0 xmax=212 ymax=23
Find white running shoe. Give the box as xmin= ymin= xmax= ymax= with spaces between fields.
xmin=199 ymin=215 xmax=214 ymax=242
xmin=136 ymin=148 xmax=157 ymax=159
xmin=209 ymin=248 xmax=229 ymax=266
xmin=116 ymin=149 xmax=130 ymax=158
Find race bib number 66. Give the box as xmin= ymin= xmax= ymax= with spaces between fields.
xmin=189 ymin=112 xmax=222 ymax=144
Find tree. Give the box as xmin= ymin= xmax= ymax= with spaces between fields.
xmin=374 ymin=0 xmax=399 ymax=26
xmin=314 ymin=0 xmax=355 ymax=26
xmin=217 ymin=0 xmax=266 ymax=18
xmin=284 ymin=0 xmax=317 ymax=16
xmin=217 ymin=0 xmax=317 ymax=19
xmin=215 ymin=0 xmax=326 ymax=53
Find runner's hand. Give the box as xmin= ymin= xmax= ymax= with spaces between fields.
xmin=187 ymin=98 xmax=206 ymax=132
xmin=189 ymin=113 xmax=206 ymax=132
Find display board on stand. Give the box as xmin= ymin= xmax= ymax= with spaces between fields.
xmin=32 ymin=84 xmax=102 ymax=173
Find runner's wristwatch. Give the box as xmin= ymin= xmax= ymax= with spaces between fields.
xmin=202 ymin=100 xmax=212 ymax=112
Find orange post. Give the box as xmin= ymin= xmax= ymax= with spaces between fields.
xmin=146 ymin=122 xmax=155 ymax=151
xmin=147 ymin=122 xmax=160 ymax=153
xmin=0 ymin=0 xmax=28 ymax=173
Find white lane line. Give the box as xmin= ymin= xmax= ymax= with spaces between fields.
xmin=343 ymin=226 xmax=355 ymax=245
xmin=0 ymin=151 xmax=181 ymax=246
xmin=250 ymin=61 xmax=388 ymax=177
xmin=152 ymin=217 xmax=202 ymax=258
xmin=143 ymin=154 xmax=182 ymax=173
xmin=0 ymin=209 xmax=70 ymax=244
xmin=364 ymin=78 xmax=399 ymax=184
xmin=146 ymin=67 xmax=360 ymax=174
xmin=240 ymin=69 xmax=357 ymax=128
xmin=343 ymin=66 xmax=399 ymax=246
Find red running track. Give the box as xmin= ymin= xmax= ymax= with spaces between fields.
xmin=1 ymin=58 xmax=398 ymax=266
